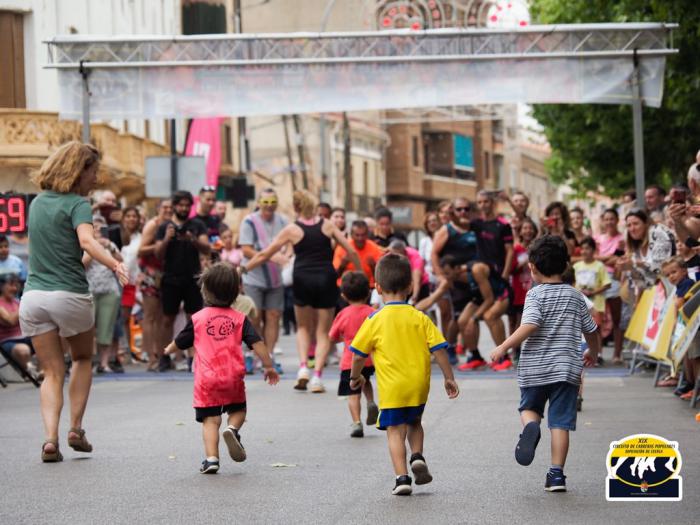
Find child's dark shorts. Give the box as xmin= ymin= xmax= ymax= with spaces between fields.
xmin=377 ymin=405 xmax=425 ymax=431
xmin=338 ymin=366 xmax=375 ymax=396
xmin=518 ymin=381 xmax=578 ymax=431
xmin=195 ymin=402 xmax=247 ymax=423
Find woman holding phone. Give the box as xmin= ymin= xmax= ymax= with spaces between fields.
xmin=19 ymin=141 xmax=128 ymax=462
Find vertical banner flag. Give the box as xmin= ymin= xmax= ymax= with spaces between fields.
xmin=185 ymin=117 xmax=224 ymax=188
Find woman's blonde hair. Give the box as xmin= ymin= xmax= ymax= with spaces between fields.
xmin=292 ymin=190 xmax=317 ymax=219
xmin=33 ymin=141 xmax=100 ymax=193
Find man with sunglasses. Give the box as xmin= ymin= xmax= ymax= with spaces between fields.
xmin=239 ymin=189 xmax=289 ymax=374
xmin=430 ymin=197 xmax=479 ymax=366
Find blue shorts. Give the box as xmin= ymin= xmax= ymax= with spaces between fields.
xmin=0 ymin=337 xmax=34 ymax=356
xmin=377 ymin=405 xmax=425 ymax=430
xmin=518 ymin=382 xmax=578 ymax=431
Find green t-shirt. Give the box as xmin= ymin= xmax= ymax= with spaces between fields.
xmin=24 ymin=191 xmax=93 ymax=294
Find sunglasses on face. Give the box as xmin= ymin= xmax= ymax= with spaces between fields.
xmin=200 ymin=185 xmax=216 ymax=192
xmin=455 ymin=207 xmax=470 ymax=213
xmin=260 ymin=198 xmax=278 ymax=205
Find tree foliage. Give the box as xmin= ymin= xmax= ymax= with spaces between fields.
xmin=529 ymin=0 xmax=700 ymax=196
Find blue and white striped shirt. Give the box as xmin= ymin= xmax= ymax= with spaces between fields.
xmin=518 ymin=283 xmax=597 ymax=388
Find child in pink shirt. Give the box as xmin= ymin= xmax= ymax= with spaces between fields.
xmin=165 ymin=262 xmax=279 ymax=474
xmin=329 ymin=272 xmax=378 ymax=438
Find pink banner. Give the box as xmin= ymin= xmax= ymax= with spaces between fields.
xmin=185 ymin=117 xmax=224 ymax=188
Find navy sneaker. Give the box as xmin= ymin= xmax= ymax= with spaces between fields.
xmin=222 ymin=427 xmax=246 ymax=462
xmin=409 ymin=453 xmax=433 ymax=485
xmin=392 ymin=475 xmax=412 ymax=496
xmin=545 ymin=469 xmax=567 ymax=492
xmin=515 ymin=421 xmax=541 ymax=466
xmin=200 ymin=459 xmax=219 ymax=474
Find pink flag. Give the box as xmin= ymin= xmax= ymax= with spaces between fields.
xmin=185 ymin=117 xmax=224 ymax=188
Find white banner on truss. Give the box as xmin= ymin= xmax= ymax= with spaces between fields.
xmin=57 ymin=57 xmax=665 ymax=119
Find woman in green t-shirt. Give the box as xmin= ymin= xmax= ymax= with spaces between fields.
xmin=19 ymin=141 xmax=128 ymax=463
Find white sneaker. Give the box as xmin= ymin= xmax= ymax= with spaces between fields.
xmin=309 ymin=375 xmax=325 ymax=393
xmin=175 ymin=360 xmax=189 ymax=372
xmin=294 ymin=366 xmax=310 ymax=391
xmin=273 ymin=346 xmax=284 ymax=355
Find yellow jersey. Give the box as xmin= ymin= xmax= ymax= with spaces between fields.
xmin=350 ymin=302 xmax=448 ymax=409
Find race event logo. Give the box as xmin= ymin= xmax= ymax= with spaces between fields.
xmin=606 ymin=434 xmax=682 ymax=501
xmin=205 ymin=315 xmax=236 ymax=342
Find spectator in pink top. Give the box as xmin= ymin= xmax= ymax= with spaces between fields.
xmin=594 ymin=208 xmax=625 ymax=363
xmin=388 ymin=240 xmax=429 ymax=304
xmin=0 ymin=274 xmax=33 ymax=373
xmin=219 ymin=229 xmax=243 ymax=267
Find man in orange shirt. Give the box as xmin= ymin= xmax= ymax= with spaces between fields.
xmin=333 ymin=220 xmax=385 ymax=288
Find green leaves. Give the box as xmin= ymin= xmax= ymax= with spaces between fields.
xmin=529 ymin=0 xmax=700 ymax=196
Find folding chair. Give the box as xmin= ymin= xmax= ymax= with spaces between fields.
xmin=0 ymin=347 xmax=40 ymax=388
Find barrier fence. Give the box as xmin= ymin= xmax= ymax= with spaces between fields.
xmin=626 ymin=278 xmax=700 ymax=407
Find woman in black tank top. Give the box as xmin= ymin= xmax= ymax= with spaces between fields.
xmin=243 ymin=190 xmax=360 ymax=394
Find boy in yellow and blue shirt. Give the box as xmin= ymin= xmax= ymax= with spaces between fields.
xmin=349 ymin=253 xmax=459 ymax=496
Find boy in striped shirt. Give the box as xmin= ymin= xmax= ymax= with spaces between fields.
xmin=491 ymin=236 xmax=600 ymax=492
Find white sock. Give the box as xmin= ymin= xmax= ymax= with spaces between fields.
xmin=207 ymin=456 xmax=218 ymax=462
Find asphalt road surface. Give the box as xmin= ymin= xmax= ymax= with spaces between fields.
xmin=1 ymin=335 xmax=698 ymax=525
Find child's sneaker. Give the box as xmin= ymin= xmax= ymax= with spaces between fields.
xmin=458 ymin=357 xmax=486 ymax=371
xmin=200 ymin=459 xmax=219 ymax=474
xmin=493 ymin=358 xmax=513 ymax=371
xmin=515 ymin=421 xmax=541 ymax=466
xmin=309 ymin=375 xmax=325 ymax=393
xmin=350 ymin=422 xmax=364 ymax=438
xmin=409 ymin=453 xmax=433 ymax=485
xmin=294 ymin=366 xmax=310 ymax=390
xmin=392 ymin=475 xmax=413 ymax=495
xmin=245 ymin=355 xmax=254 ymax=375
xmin=544 ymin=468 xmax=567 ymax=492
xmin=222 ymin=427 xmax=246 ymax=462
xmin=366 ymin=402 xmax=379 ymax=426
xmin=273 ymin=360 xmax=284 ymax=375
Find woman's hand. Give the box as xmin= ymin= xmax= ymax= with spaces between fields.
xmin=616 ymin=257 xmax=632 ymax=272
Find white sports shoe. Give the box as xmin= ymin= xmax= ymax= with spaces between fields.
xmin=309 ymin=375 xmax=325 ymax=393
xmin=294 ymin=366 xmax=310 ymax=391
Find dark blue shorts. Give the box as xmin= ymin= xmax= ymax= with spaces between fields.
xmin=518 ymin=382 xmax=579 ymax=431
xmin=377 ymin=404 xmax=425 ymax=430
xmin=0 ymin=337 xmax=34 ymax=356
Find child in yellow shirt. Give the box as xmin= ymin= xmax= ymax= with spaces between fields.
xmin=349 ymin=253 xmax=459 ymax=496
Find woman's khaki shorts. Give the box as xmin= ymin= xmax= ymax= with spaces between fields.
xmin=20 ymin=290 xmax=95 ymax=338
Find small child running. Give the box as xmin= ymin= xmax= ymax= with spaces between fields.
xmin=165 ymin=262 xmax=279 ymax=474
xmin=329 ymin=272 xmax=379 ymax=438
xmin=349 ymin=254 xmax=459 ymax=496
xmin=491 ymin=236 xmax=600 ymax=492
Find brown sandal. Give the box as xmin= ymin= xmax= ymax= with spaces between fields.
xmin=42 ymin=440 xmax=63 ymax=462
xmin=67 ymin=428 xmax=93 ymax=453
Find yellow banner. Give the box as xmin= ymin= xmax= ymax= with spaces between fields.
xmin=624 ymin=288 xmax=654 ymax=345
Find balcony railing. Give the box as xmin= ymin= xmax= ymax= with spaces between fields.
xmin=0 ymin=109 xmax=168 ymax=201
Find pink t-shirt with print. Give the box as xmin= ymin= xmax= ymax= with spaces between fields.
xmin=594 ymin=233 xmax=624 ymax=272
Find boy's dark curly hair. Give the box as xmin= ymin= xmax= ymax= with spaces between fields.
xmin=528 ymin=235 xmax=569 ymax=277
